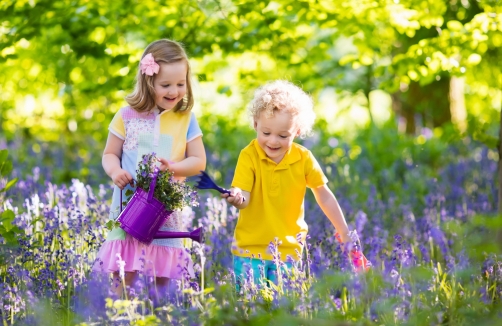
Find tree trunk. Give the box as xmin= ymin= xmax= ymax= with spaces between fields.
xmin=391 ymin=78 xmax=451 ymax=134
xmin=498 ymin=84 xmax=502 ymax=248
xmin=499 ymin=105 xmax=502 ymax=214
xmin=498 ymin=71 xmax=502 ymax=214
xmin=391 ymin=92 xmax=415 ymax=134
xmin=449 ymin=76 xmax=467 ymax=132
xmin=364 ymin=65 xmax=374 ymax=124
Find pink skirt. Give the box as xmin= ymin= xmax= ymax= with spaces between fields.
xmin=92 ymin=233 xmax=195 ymax=279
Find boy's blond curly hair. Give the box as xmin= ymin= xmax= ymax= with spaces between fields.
xmin=248 ymin=80 xmax=316 ymax=138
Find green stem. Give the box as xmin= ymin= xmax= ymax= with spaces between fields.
xmin=67 ymin=280 xmax=71 ymax=326
xmin=201 ymin=260 xmax=205 ymax=301
xmin=122 ymin=276 xmax=128 ymax=301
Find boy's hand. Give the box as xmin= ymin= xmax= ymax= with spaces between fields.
xmin=335 ymin=232 xmax=371 ymax=273
xmin=222 ymin=187 xmax=246 ymax=207
xmin=111 ymin=168 xmax=134 ymax=189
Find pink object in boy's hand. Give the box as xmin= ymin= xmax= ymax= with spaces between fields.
xmin=335 ymin=232 xmax=371 ymax=272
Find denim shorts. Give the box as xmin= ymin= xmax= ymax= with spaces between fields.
xmin=233 ymin=255 xmax=294 ymax=290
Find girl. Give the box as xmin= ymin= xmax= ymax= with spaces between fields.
xmin=93 ymin=39 xmax=206 ymax=299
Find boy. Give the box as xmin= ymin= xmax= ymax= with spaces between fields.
xmin=223 ymin=80 xmax=368 ymax=288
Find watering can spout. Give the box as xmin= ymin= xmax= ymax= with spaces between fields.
xmin=154 ymin=227 xmax=203 ymax=243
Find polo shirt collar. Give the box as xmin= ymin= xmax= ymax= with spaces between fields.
xmin=253 ymin=139 xmax=301 ymax=169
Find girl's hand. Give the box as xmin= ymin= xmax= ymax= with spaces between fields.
xmin=157 ymin=157 xmax=174 ymax=173
xmin=111 ymin=168 xmax=134 ymax=189
xmin=222 ymin=187 xmax=245 ymax=207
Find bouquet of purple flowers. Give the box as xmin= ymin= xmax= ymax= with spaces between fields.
xmin=130 ymin=152 xmax=199 ymax=211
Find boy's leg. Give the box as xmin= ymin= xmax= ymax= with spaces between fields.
xmin=266 ymin=260 xmax=294 ymax=286
xmin=233 ymin=256 xmax=252 ymax=292
xmin=233 ymin=256 xmax=267 ymax=291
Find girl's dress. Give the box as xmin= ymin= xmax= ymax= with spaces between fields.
xmin=93 ymin=106 xmax=202 ymax=279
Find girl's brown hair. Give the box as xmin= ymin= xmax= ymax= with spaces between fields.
xmin=126 ymin=39 xmax=194 ymax=113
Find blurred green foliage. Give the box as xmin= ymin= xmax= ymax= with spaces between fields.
xmin=0 ymin=0 xmax=501 ymax=186
xmin=2 ymin=3 xmax=502 ymax=324
xmin=0 ymin=149 xmax=23 ymax=257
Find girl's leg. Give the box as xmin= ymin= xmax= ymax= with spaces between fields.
xmin=111 ymin=271 xmax=137 ymax=298
xmin=152 ymin=277 xmax=170 ymax=306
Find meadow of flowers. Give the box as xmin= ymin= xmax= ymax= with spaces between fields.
xmin=1 ymin=132 xmax=502 ymax=325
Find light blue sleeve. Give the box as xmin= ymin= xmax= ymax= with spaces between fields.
xmin=187 ymin=112 xmax=203 ymax=142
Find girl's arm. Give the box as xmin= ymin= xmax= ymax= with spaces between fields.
xmin=159 ymin=136 xmax=206 ymax=178
xmin=311 ymin=184 xmax=351 ymax=243
xmin=102 ymin=133 xmax=133 ymax=189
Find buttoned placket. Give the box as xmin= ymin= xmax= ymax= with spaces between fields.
xmin=269 ymin=160 xmax=288 ymax=196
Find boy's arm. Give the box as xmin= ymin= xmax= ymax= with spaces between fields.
xmin=224 ymin=148 xmax=253 ymax=209
xmin=311 ymin=184 xmax=351 ymax=243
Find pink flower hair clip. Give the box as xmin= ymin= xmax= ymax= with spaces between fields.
xmin=140 ymin=53 xmax=159 ymax=76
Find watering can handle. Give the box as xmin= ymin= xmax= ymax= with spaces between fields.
xmin=118 ymin=169 xmax=158 ymax=212
xmin=147 ymin=169 xmax=159 ymax=203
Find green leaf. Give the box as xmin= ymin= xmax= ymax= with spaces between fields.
xmin=0 ymin=178 xmax=18 ymax=193
xmin=29 ymin=217 xmax=46 ymax=228
xmin=0 ymin=209 xmax=16 ymax=232
xmin=339 ymin=54 xmax=357 ymax=66
xmin=0 ymin=210 xmax=23 ymax=246
xmin=467 ymin=53 xmax=482 ymax=65
xmin=473 ymin=131 xmax=498 ymax=149
xmin=0 ymin=149 xmax=7 ymax=162
xmin=0 ymin=230 xmax=18 ymax=245
xmin=105 ymin=219 xmax=121 ymax=231
xmin=217 ymin=85 xmax=232 ymax=96
xmin=0 ymin=149 xmax=13 ymax=177
xmin=446 ymin=20 xmax=463 ymax=31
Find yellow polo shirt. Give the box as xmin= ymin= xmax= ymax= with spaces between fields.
xmin=231 ymin=139 xmax=328 ymax=261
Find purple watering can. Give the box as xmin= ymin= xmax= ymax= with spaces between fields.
xmin=117 ymin=170 xmax=203 ymax=245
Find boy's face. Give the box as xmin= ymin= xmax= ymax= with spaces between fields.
xmin=254 ymin=110 xmax=299 ymax=164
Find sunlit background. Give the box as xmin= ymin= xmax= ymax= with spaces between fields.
xmin=1 ymin=0 xmax=500 ymax=185
xmin=1 ymin=1 xmax=502 ymax=324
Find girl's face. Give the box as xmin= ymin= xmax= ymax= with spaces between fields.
xmin=153 ymin=61 xmax=187 ymax=111
xmin=254 ymin=110 xmax=299 ymax=164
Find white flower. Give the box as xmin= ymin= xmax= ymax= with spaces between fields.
xmin=116 ymin=253 xmax=126 ymax=279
